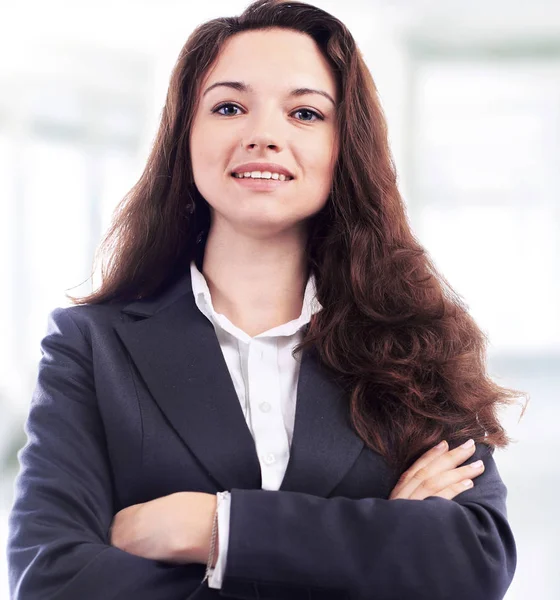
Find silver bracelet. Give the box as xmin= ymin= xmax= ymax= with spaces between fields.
xmin=202 ymin=495 xmax=220 ymax=583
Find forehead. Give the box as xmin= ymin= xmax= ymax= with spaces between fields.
xmin=201 ymin=28 xmax=337 ymax=98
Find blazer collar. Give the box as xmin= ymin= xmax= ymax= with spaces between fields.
xmin=115 ymin=267 xmax=364 ymax=496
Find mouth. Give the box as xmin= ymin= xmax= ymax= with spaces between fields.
xmin=231 ymin=172 xmax=294 ymax=181
xmin=230 ymin=173 xmax=294 ymax=191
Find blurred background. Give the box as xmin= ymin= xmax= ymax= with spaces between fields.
xmin=0 ymin=0 xmax=558 ymax=597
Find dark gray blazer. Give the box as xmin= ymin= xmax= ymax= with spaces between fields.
xmin=7 ymin=268 xmax=516 ymax=600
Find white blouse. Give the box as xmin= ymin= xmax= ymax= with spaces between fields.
xmin=188 ymin=260 xmax=322 ymax=588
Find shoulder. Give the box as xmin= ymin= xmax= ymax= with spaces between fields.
xmin=45 ymin=302 xmax=128 ymax=345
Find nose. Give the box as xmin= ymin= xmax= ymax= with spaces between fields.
xmin=243 ymin=133 xmax=282 ymax=152
xmin=241 ymin=110 xmax=285 ymax=152
xmin=245 ymin=139 xmax=279 ymax=151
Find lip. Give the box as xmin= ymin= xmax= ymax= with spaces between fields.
xmin=231 ymin=176 xmax=292 ymax=192
xmin=230 ymin=162 xmax=295 ymax=179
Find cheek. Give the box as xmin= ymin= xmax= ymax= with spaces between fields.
xmin=190 ymin=118 xmax=229 ymax=168
xmin=306 ymin=144 xmax=337 ymax=192
xmin=190 ymin=126 xmax=216 ymax=169
xmin=302 ymin=129 xmax=337 ymax=176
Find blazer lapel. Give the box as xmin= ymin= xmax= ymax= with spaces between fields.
xmin=114 ymin=268 xmax=364 ymax=497
xmin=279 ymin=348 xmax=364 ymax=497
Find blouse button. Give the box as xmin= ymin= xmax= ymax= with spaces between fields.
xmin=264 ymin=453 xmax=276 ymax=465
xmin=259 ymin=402 xmax=271 ymax=413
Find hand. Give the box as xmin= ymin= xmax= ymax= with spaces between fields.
xmin=110 ymin=491 xmax=218 ymax=565
xmin=388 ymin=439 xmax=484 ymax=501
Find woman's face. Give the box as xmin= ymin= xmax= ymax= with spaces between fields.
xmin=189 ymin=27 xmax=339 ymax=239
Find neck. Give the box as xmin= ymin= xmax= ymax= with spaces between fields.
xmin=200 ymin=223 xmax=309 ymax=337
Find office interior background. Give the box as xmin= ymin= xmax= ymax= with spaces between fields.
xmin=1 ymin=0 xmax=558 ymax=597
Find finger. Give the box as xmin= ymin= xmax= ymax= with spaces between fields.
xmin=393 ymin=440 xmax=477 ymax=500
xmin=408 ymin=459 xmax=485 ymax=500
xmin=389 ymin=441 xmax=448 ymax=499
xmin=431 ymin=479 xmax=475 ymax=501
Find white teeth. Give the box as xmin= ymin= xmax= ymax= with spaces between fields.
xmin=233 ymin=170 xmax=292 ymax=180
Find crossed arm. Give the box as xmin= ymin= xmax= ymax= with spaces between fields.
xmin=7 ymin=308 xmax=516 ymax=600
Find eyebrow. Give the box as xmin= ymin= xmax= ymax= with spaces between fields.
xmin=202 ymin=80 xmax=336 ymax=107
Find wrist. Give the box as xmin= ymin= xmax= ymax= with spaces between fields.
xmin=172 ymin=492 xmax=219 ymax=565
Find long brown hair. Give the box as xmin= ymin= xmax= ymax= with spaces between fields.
xmin=70 ymin=0 xmax=527 ymax=473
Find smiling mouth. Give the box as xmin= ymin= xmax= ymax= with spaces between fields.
xmin=230 ymin=173 xmax=294 ymax=181
xmin=229 ymin=174 xmax=294 ymax=192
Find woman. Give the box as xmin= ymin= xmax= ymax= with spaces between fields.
xmin=7 ymin=1 xmax=526 ymax=599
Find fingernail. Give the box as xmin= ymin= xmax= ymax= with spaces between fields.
xmin=461 ymin=439 xmax=475 ymax=449
xmin=463 ymin=480 xmax=474 ymax=488
xmin=470 ymin=460 xmax=484 ymax=469
xmin=435 ymin=440 xmax=447 ymax=450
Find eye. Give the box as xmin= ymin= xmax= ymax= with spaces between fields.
xmin=211 ymin=103 xmax=324 ymax=122
xmin=212 ymin=103 xmax=243 ymax=116
xmin=292 ymin=108 xmax=324 ymax=122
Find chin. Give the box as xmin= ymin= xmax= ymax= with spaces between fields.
xmin=231 ymin=215 xmax=306 ymax=239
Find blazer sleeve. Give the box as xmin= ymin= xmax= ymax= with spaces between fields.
xmin=220 ymin=446 xmax=517 ymax=600
xmin=7 ymin=307 xmax=204 ymax=600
